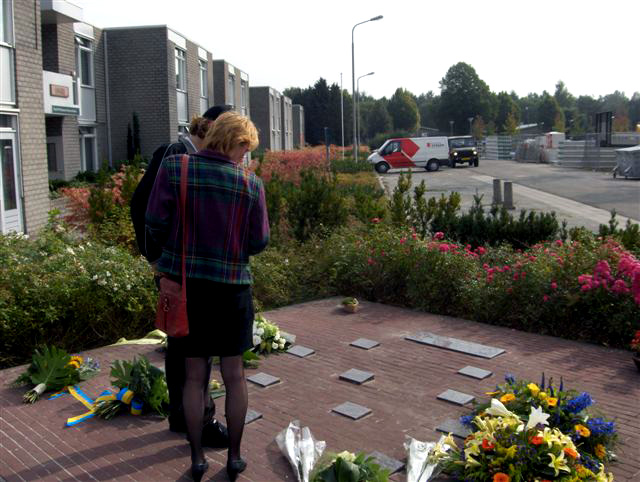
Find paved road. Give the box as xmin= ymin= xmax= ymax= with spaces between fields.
xmin=377 ymin=159 xmax=639 ymax=233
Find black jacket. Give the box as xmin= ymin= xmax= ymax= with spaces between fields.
xmin=130 ymin=140 xmax=191 ymax=262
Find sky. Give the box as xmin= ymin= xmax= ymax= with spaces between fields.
xmin=74 ymin=0 xmax=639 ymax=101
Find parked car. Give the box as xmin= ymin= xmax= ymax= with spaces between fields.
xmin=448 ymin=136 xmax=479 ymax=167
xmin=367 ymin=137 xmax=450 ymax=173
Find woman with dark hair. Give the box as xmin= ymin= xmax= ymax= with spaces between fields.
xmin=146 ymin=111 xmax=269 ymax=481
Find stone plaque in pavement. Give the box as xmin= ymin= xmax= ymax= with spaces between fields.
xmin=458 ymin=366 xmax=492 ymax=380
xmin=405 ymin=332 xmax=505 ymax=359
xmin=437 ymin=389 xmax=475 ymax=405
xmin=332 ymin=402 xmax=371 ymax=420
xmin=436 ymin=419 xmax=471 ymax=439
xmin=350 ymin=338 xmax=380 ymax=350
xmin=368 ymin=451 xmax=404 ymax=474
xmin=245 ymin=409 xmax=262 ymax=424
xmin=247 ymin=372 xmax=280 ymax=387
xmin=339 ymin=368 xmax=374 ymax=385
xmin=287 ymin=345 xmax=315 ymax=358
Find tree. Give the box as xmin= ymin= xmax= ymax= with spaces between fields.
xmin=437 ymin=62 xmax=492 ymax=135
xmin=629 ymin=93 xmax=640 ymax=132
xmin=553 ymin=111 xmax=566 ymax=132
xmin=472 ymin=116 xmax=486 ymax=139
xmin=554 ymin=81 xmax=575 ymax=110
xmin=538 ymin=92 xmax=561 ymax=133
xmin=416 ymin=91 xmax=440 ymax=128
xmin=496 ymin=91 xmax=520 ymax=133
xmin=388 ymin=88 xmax=420 ymax=132
xmin=367 ymin=100 xmax=392 ymax=139
xmin=504 ymin=112 xmax=519 ymax=135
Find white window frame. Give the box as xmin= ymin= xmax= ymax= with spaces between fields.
xmin=227 ymin=73 xmax=236 ymax=107
xmin=0 ymin=113 xmax=23 ymax=233
xmin=175 ymin=48 xmax=187 ymax=92
xmin=0 ymin=0 xmax=16 ymax=106
xmin=79 ymin=126 xmax=98 ymax=172
xmin=240 ymin=80 xmax=248 ymax=116
xmin=75 ymin=36 xmax=94 ymax=88
xmin=199 ymin=59 xmax=208 ymax=99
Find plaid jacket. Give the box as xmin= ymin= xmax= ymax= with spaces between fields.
xmin=145 ymin=149 xmax=269 ymax=284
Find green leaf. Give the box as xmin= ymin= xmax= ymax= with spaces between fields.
xmin=25 ymin=345 xmax=78 ymax=393
xmin=335 ymin=458 xmax=360 ymax=482
xmin=110 ymin=359 xmax=133 ymax=388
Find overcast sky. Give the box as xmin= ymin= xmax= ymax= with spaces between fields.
xmin=74 ymin=0 xmax=638 ymax=100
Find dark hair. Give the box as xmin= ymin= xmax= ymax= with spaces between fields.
xmin=203 ymin=105 xmax=234 ymax=121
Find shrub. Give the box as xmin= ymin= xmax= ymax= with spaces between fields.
xmin=0 ymin=224 xmax=156 ymax=369
xmin=599 ymin=211 xmax=640 ymax=255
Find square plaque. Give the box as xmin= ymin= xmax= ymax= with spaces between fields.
xmin=245 ymin=409 xmax=262 ymax=424
xmin=350 ymin=338 xmax=380 ymax=350
xmin=339 ymin=369 xmax=374 ymax=385
xmin=437 ymin=389 xmax=475 ymax=406
xmin=368 ymin=451 xmax=404 ymax=474
xmin=436 ymin=419 xmax=471 ymax=439
xmin=458 ymin=366 xmax=492 ymax=380
xmin=332 ymin=402 xmax=371 ymax=420
xmin=287 ymin=345 xmax=315 ymax=358
xmin=247 ymin=372 xmax=280 ymax=388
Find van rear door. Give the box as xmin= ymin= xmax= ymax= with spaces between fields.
xmin=381 ymin=139 xmax=419 ymax=168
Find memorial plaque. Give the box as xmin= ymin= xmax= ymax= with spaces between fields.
xmin=437 ymin=389 xmax=475 ymax=406
xmin=332 ymin=402 xmax=371 ymax=420
xmin=247 ymin=372 xmax=280 ymax=388
xmin=350 ymin=338 xmax=380 ymax=350
xmin=436 ymin=419 xmax=471 ymax=439
xmin=458 ymin=366 xmax=492 ymax=380
xmin=245 ymin=409 xmax=262 ymax=424
xmin=339 ymin=369 xmax=374 ymax=385
xmin=287 ymin=345 xmax=315 ymax=358
xmin=406 ymin=332 xmax=505 ymax=359
xmin=368 ymin=451 xmax=404 ymax=474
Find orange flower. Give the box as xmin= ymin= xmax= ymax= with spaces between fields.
xmin=493 ymin=473 xmax=510 ymax=482
xmin=564 ymin=447 xmax=579 ymax=459
xmin=529 ymin=435 xmax=544 ymax=445
xmin=500 ymin=393 xmax=516 ymax=403
xmin=546 ymin=397 xmax=558 ymax=407
xmin=482 ymin=438 xmax=495 ymax=450
xmin=575 ymin=424 xmax=591 ymax=437
xmin=595 ymin=444 xmax=606 ymax=459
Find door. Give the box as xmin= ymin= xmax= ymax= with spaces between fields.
xmin=381 ymin=140 xmax=416 ymax=168
xmin=0 ymin=131 xmax=22 ymax=233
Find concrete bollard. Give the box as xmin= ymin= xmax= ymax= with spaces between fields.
xmin=492 ymin=179 xmax=502 ymax=204
xmin=503 ymin=181 xmax=514 ymax=210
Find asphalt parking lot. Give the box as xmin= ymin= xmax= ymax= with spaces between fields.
xmin=377 ymin=159 xmax=639 ymax=233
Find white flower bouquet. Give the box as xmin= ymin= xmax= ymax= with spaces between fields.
xmin=251 ymin=314 xmax=290 ymax=355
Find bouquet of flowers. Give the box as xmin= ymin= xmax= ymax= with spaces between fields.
xmin=252 ymin=314 xmax=290 ymax=355
xmin=340 ymin=297 xmax=360 ymax=313
xmin=310 ymin=451 xmax=389 ymax=482
xmin=11 ymin=345 xmax=99 ymax=403
xmin=442 ymin=400 xmax=613 ymax=481
xmin=404 ymin=434 xmax=455 ymax=482
xmin=276 ymin=420 xmax=326 ymax=482
xmin=93 ymin=355 xmax=168 ymax=419
xmin=461 ymin=374 xmax=617 ymax=466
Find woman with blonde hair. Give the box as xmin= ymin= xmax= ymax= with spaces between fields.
xmin=146 ymin=111 xmax=269 ymax=480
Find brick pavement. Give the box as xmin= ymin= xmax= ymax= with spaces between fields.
xmin=1 ymin=297 xmax=639 ymax=481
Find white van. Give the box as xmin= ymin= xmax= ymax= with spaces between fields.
xmin=367 ymin=137 xmax=450 ymax=173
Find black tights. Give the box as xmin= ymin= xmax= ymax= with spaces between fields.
xmin=183 ymin=355 xmax=247 ymax=464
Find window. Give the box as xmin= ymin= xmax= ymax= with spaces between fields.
xmin=175 ymin=48 xmax=186 ymax=91
xmin=240 ymin=81 xmax=248 ymax=116
xmin=75 ymin=37 xmax=93 ymax=87
xmin=0 ymin=114 xmax=21 ymax=232
xmin=227 ymin=73 xmax=235 ymax=107
xmin=46 ymin=143 xmax=57 ymax=172
xmin=0 ymin=0 xmax=15 ymax=105
xmin=79 ymin=126 xmax=97 ymax=172
xmin=199 ymin=60 xmax=208 ymax=114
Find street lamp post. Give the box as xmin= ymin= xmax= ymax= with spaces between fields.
xmin=449 ymin=120 xmax=454 ymax=136
xmin=357 ymin=71 xmax=375 ymax=148
xmin=352 ymin=15 xmax=382 ymax=161
xmin=340 ymin=73 xmax=344 ymax=160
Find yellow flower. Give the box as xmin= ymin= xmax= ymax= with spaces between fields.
xmin=500 ymin=393 xmax=516 ymax=403
xmin=504 ymin=444 xmax=518 ymax=459
xmin=538 ymin=392 xmax=548 ymax=400
xmin=594 ymin=444 xmax=606 ymax=459
xmin=576 ymin=464 xmax=594 ymax=478
xmin=67 ymin=355 xmax=83 ymax=369
xmin=527 ymin=383 xmax=540 ymax=397
xmin=485 ymin=390 xmax=501 ymax=396
xmin=547 ymin=452 xmax=571 ymax=477
xmin=574 ymin=424 xmax=591 ymax=437
xmin=546 ymin=397 xmax=558 ymax=407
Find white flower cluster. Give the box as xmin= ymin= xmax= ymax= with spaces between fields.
xmin=252 ymin=315 xmax=287 ymax=353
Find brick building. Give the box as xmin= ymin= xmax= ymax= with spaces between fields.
xmin=104 ymin=26 xmax=215 ymax=161
xmin=212 ymin=60 xmax=250 ymax=116
xmin=292 ymin=104 xmax=305 ymax=148
xmin=249 ymin=86 xmax=282 ymax=151
xmin=281 ymin=95 xmax=293 ymax=150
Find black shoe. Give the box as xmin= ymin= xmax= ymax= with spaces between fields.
xmin=226 ymin=458 xmax=246 ymax=481
xmin=202 ymin=419 xmax=229 ymax=448
xmin=190 ymin=461 xmax=208 ymax=482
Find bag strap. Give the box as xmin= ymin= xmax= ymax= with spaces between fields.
xmin=180 ymin=154 xmax=189 ymax=298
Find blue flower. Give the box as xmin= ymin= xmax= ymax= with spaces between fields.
xmin=581 ymin=453 xmax=600 ymax=472
xmin=459 ymin=415 xmax=474 ymax=427
xmin=505 ymin=373 xmax=516 ymax=384
xmin=586 ymin=417 xmax=616 ymax=436
xmin=563 ymin=392 xmax=594 ymax=414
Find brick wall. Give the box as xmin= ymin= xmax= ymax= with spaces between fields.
xmin=212 ymin=60 xmax=227 ymax=107
xmin=249 ymin=86 xmax=272 ymax=150
xmin=185 ymin=39 xmax=200 ymax=120
xmin=105 ymin=27 xmax=171 ymax=160
xmin=14 ymin=0 xmax=50 ymax=233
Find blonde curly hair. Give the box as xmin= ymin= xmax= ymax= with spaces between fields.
xmin=202 ymin=111 xmax=259 ymax=155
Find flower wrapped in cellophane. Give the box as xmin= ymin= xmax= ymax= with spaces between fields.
xmin=93 ymin=355 xmax=168 ymax=419
xmin=11 ymin=345 xmax=99 ymax=403
xmin=310 ymin=450 xmax=390 ymax=482
xmin=252 ymin=314 xmax=291 ymax=355
xmin=461 ymin=373 xmax=618 ymax=467
xmin=276 ymin=420 xmax=326 ymax=482
xmin=404 ymin=433 xmax=455 ymax=482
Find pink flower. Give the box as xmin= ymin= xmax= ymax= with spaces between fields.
xmin=412 ymin=233 xmax=417 ymax=240
xmin=581 ymin=284 xmax=591 ymax=292
xmin=399 ymin=237 xmax=406 ymax=244
xmin=483 ymin=263 xmax=490 ymax=270
xmin=513 ymin=273 xmax=519 ymax=281
xmin=555 ymin=240 xmax=563 ymax=247
xmin=439 ymin=243 xmax=451 ymax=253
xmin=380 ymin=250 xmax=386 ymax=257
xmin=367 ymin=257 xmax=375 ymax=265
xmin=503 ymin=265 xmax=511 ymax=271
xmin=543 ymin=295 xmax=550 ymax=302
xmin=476 ymin=247 xmax=486 ymax=255
xmin=551 ymin=282 xmax=558 ymax=290
xmin=371 ymin=217 xmax=380 ymax=224
xmin=506 ymin=288 xmax=513 ymax=294
xmin=434 ymin=232 xmax=445 ymax=240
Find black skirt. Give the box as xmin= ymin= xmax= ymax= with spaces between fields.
xmin=166 ymin=277 xmax=254 ymax=358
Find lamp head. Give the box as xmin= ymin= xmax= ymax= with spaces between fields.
xmin=370 ymin=15 xmax=383 ymax=21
